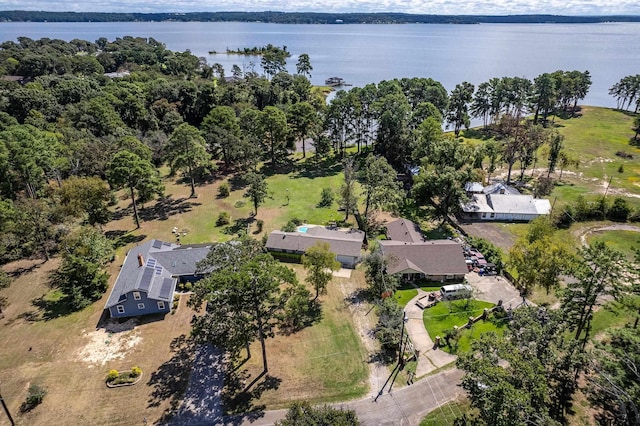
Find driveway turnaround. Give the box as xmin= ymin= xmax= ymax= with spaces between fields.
xmin=465 ymin=272 xmax=522 ymax=308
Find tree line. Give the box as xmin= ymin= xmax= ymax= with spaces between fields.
xmin=2 ymin=11 xmax=640 ymax=24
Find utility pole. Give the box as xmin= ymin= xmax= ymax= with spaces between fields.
xmin=398 ymin=312 xmax=408 ymax=365
xmin=0 ymin=381 xmax=15 ymax=426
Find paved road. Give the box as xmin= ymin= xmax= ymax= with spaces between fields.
xmin=235 ymin=368 xmax=464 ymax=426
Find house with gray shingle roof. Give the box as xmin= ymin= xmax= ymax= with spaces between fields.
xmin=265 ymin=227 xmax=364 ymax=268
xmin=384 ymin=218 xmax=424 ymax=243
xmin=105 ymin=239 xmax=211 ymax=318
xmin=378 ymin=240 xmax=468 ymax=281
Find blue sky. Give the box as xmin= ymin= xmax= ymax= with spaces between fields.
xmin=0 ymin=0 xmax=638 ymax=15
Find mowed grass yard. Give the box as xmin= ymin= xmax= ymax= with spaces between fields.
xmin=0 ymin=155 xmax=372 ymax=425
xmin=107 ymin=157 xmax=357 ymax=246
xmin=423 ymin=300 xmax=506 ymax=354
xmin=225 ymin=265 xmax=369 ymax=409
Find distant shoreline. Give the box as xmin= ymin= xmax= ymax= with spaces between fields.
xmin=1 ymin=11 xmax=640 ymax=24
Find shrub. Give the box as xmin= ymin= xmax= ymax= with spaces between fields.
xmin=234 ymin=200 xmax=246 ymax=208
xmin=106 ymin=369 xmax=119 ymax=382
xmin=467 ymin=236 xmax=504 ymax=273
xmin=131 ymin=366 xmax=142 ymax=377
xmin=618 ymin=164 xmax=624 ymax=173
xmin=216 ymin=211 xmax=230 ymax=226
xmin=256 ymin=219 xmax=264 ymax=233
xmin=318 ymin=187 xmax=334 ymax=207
xmin=21 ymin=384 xmax=47 ymax=412
xmin=608 ymin=197 xmax=631 ymax=222
xmin=219 ymin=182 xmax=230 ymax=197
xmin=282 ymin=220 xmax=297 ymax=232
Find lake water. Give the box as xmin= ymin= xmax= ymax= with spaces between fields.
xmin=1 ymin=21 xmax=639 ymax=108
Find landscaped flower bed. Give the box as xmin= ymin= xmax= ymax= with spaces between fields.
xmin=105 ymin=366 xmax=142 ymax=387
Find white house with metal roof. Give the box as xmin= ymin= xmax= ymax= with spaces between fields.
xmin=461 ymin=192 xmax=551 ymax=221
xmin=104 ymin=239 xmax=211 ymax=318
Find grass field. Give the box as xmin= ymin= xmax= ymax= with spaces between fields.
xmin=423 ymin=300 xmax=504 ymax=354
xmin=221 ymin=265 xmax=369 ymax=409
xmin=586 ymin=229 xmax=640 ymax=260
xmin=590 ymin=301 xmax=638 ymax=338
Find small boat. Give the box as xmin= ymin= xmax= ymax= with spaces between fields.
xmin=325 ymin=76 xmax=346 ymax=87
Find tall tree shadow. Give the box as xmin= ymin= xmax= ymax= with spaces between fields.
xmin=147 ymin=334 xmax=197 ymax=423
xmin=221 ymin=365 xmax=281 ymax=421
xmin=105 ymin=230 xmax=146 ymax=249
xmin=138 ymin=196 xmax=202 ymax=222
xmin=166 ymin=343 xmax=227 ymax=425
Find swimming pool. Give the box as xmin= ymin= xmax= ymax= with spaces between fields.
xmin=297 ymin=226 xmax=309 ymax=233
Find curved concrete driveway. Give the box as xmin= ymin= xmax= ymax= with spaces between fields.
xmin=404 ymin=289 xmax=457 ymax=377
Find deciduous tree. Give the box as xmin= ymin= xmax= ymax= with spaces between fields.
xmin=276 ymin=401 xmax=359 ymax=426
xmin=54 ymin=226 xmax=113 ymax=310
xmin=106 ymin=150 xmax=163 ymax=229
xmin=166 ymin=123 xmax=210 ymax=198
xmin=360 ymin=154 xmax=402 ymax=218
xmin=245 ymin=171 xmax=268 ymax=215
xmin=302 ymin=242 xmax=340 ymax=300
xmin=190 ymin=238 xmax=297 ymax=372
xmin=561 ymin=241 xmax=625 ymax=346
xmin=339 ymin=157 xmax=359 ymax=221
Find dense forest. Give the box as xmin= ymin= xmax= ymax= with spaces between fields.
xmin=1 ymin=11 xmax=640 ymax=24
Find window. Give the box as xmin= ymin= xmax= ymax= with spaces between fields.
xmin=137 ymin=303 xmax=145 ymax=310
xmin=116 ymin=305 xmax=125 ymax=314
xmin=482 ymin=213 xmax=486 ymax=218
xmin=490 ymin=213 xmax=495 ymax=218
xmin=157 ymin=301 xmax=166 ymax=310
xmin=133 ymin=292 xmax=141 ymax=300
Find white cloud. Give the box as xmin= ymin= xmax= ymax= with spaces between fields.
xmin=0 ymin=0 xmax=639 ymax=15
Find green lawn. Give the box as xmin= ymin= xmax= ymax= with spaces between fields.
xmin=587 ymin=230 xmax=640 ymax=260
xmin=423 ymin=300 xmax=505 ymax=353
xmin=420 ymin=398 xmax=472 ymax=425
xmin=590 ymin=300 xmax=639 ymax=338
xmin=394 ymin=286 xmax=442 ymax=308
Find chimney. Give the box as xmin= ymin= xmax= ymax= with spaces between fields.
xmin=137 ymin=253 xmax=144 ymax=267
